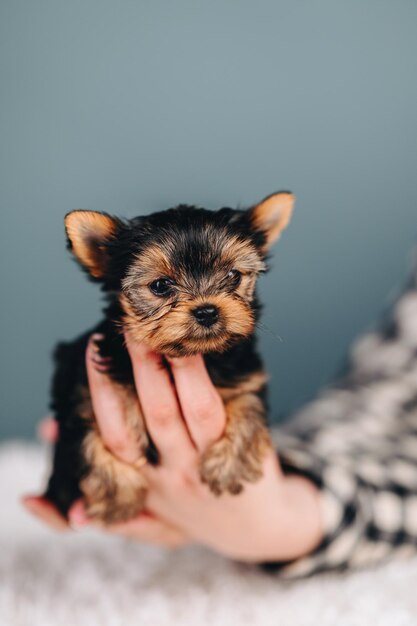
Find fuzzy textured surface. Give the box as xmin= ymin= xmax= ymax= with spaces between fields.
xmin=2 ymin=443 xmax=417 ymax=626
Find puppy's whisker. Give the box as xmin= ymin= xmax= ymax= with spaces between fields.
xmin=256 ymin=320 xmax=283 ymax=343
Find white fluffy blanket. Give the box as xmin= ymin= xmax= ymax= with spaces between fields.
xmin=2 ymin=443 xmax=417 ymax=626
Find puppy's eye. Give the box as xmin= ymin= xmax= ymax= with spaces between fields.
xmin=227 ymin=269 xmax=241 ymax=287
xmin=149 ymin=278 xmax=175 ymax=297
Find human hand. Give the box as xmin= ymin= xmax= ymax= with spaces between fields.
xmin=24 ymin=336 xmax=323 ymax=562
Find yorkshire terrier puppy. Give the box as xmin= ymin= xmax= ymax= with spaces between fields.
xmin=44 ymin=191 xmax=294 ymax=523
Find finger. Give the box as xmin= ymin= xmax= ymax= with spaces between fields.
xmin=168 ymin=355 xmax=226 ymax=452
xmin=106 ymin=511 xmax=189 ymax=548
xmin=22 ymin=495 xmax=69 ymax=531
xmin=86 ymin=335 xmax=140 ymax=463
xmin=37 ymin=416 xmax=59 ymax=443
xmin=126 ymin=338 xmax=195 ymax=467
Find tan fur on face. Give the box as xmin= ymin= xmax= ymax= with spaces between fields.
xmin=122 ymin=236 xmax=264 ymax=295
xmin=218 ymin=237 xmax=265 ymax=275
xmin=121 ymin=292 xmax=254 ymax=356
xmin=124 ymin=244 xmax=174 ymax=285
xmin=120 ymin=234 xmax=264 ymax=356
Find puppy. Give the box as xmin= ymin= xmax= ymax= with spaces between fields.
xmin=44 ymin=191 xmax=294 ymax=523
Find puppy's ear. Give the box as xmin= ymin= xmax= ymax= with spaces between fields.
xmin=249 ymin=191 xmax=295 ymax=249
xmin=64 ymin=210 xmax=121 ymax=279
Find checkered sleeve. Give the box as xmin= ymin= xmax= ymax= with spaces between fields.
xmin=267 ymin=274 xmax=417 ymax=578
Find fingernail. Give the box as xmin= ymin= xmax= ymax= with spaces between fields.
xmin=90 ymin=333 xmax=105 ymax=353
xmin=91 ymin=354 xmax=112 ymax=370
xmin=88 ymin=335 xmax=111 ymax=372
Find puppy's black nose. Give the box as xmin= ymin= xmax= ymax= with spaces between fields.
xmin=192 ymin=304 xmax=219 ymax=327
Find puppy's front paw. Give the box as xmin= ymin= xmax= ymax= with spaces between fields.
xmin=199 ymin=392 xmax=271 ymax=496
xmin=199 ymin=438 xmax=248 ymax=495
xmin=199 ymin=424 xmax=270 ymax=496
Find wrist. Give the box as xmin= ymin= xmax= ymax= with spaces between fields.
xmin=263 ymin=474 xmax=324 ymax=563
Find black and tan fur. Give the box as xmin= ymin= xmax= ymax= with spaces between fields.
xmin=45 ymin=192 xmax=294 ymax=523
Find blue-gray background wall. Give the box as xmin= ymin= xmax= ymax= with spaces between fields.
xmin=1 ymin=1 xmax=417 ymax=439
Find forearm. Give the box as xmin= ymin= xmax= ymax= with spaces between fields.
xmin=268 ymin=375 xmax=417 ymax=577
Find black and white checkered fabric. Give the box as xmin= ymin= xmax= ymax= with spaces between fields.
xmin=272 ymin=259 xmax=417 ymax=578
